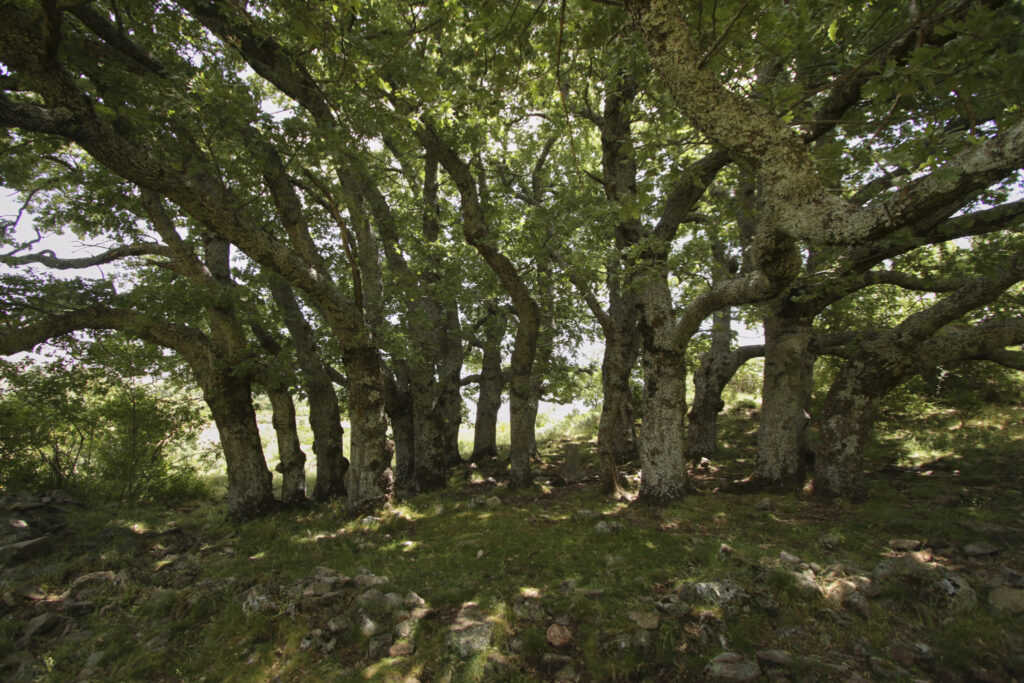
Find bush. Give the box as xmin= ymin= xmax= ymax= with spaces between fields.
xmin=0 ymin=356 xmax=213 ymax=503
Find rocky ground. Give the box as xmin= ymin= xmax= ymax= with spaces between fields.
xmin=2 ymin=416 xmax=1024 ymax=681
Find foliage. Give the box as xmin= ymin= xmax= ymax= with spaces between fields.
xmin=0 ymin=350 xmax=214 ymax=503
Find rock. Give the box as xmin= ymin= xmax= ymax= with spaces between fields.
xmin=485 ymin=496 xmax=502 ymax=509
xmin=679 ymin=579 xmax=749 ymax=606
xmin=356 ymin=588 xmax=390 ymax=615
xmin=870 ymin=657 xmax=909 ymax=679
xmin=354 ymin=573 xmax=389 ymax=588
xmin=448 ymin=604 xmax=494 ymax=658
xmin=753 ymin=499 xmax=773 ymax=511
xmin=756 ymin=649 xmax=792 ymax=666
xmin=964 ymin=542 xmax=1001 ymax=557
xmin=655 ymin=595 xmax=689 ymax=617
xmin=790 ymin=570 xmax=823 ymax=600
xmin=359 ymin=615 xmax=384 ymax=637
xmin=848 ymin=574 xmax=880 ymax=598
xmin=627 ymin=610 xmax=660 ymax=630
xmin=989 ymin=586 xmax=1024 ymax=613
xmin=389 ymin=640 xmax=415 ymax=657
xmin=394 ymin=618 xmax=417 ymax=640
xmin=873 ymin=554 xmax=932 ymax=581
xmin=367 ymin=633 xmax=393 ymax=659
xmin=704 ymin=652 xmax=761 ymax=682
xmin=718 ymin=543 xmax=736 ymax=555
xmin=513 ymin=597 xmax=545 ymax=621
xmin=825 ymin=579 xmax=857 ymax=606
xmin=403 ymin=591 xmax=425 ymax=608
xmin=844 ymin=591 xmax=871 ymax=618
xmin=593 ymin=520 xmax=624 ymax=534
xmin=546 ymin=623 xmax=572 ymax=647
xmin=241 ymin=587 xmax=278 ymax=616
xmin=574 ymin=509 xmax=598 ymax=520
xmin=779 ymin=551 xmax=801 ymax=565
xmin=934 ymin=574 xmax=978 ymax=613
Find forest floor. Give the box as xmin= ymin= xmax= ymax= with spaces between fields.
xmin=2 ymin=401 xmax=1023 ymax=682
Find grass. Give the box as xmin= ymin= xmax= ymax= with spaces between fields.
xmin=2 ymin=399 xmax=1023 ymax=681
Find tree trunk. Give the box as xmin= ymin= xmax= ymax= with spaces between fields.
xmin=471 ymin=311 xmax=506 ymax=462
xmin=813 ymin=362 xmax=880 ymax=500
xmin=384 ymin=364 xmax=416 ymax=493
xmin=637 ymin=276 xmax=688 ymax=503
xmin=751 ymin=313 xmax=815 ymax=490
xmin=267 ymin=276 xmax=348 ymax=501
xmin=342 ymin=344 xmax=394 ymax=511
xmin=508 ymin=317 xmax=540 ymax=488
xmin=409 ymin=366 xmax=449 ymax=491
xmin=687 ymin=306 xmax=732 ymax=462
xmin=266 ymin=387 xmax=307 ymax=504
xmin=439 ymin=306 xmax=465 ymax=468
xmin=597 ymin=324 xmax=638 ymax=496
xmin=203 ymin=372 xmax=275 ymax=517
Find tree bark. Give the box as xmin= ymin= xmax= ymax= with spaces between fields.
xmin=636 ymin=273 xmax=689 ymax=503
xmin=266 ymin=276 xmax=348 ymax=500
xmin=384 ymin=363 xmax=416 ymax=493
xmin=266 ymin=387 xmax=307 ymax=504
xmin=471 ymin=311 xmax=506 ymax=462
xmin=751 ymin=312 xmax=816 ymax=490
xmin=813 ymin=362 xmax=880 ymax=500
xmin=342 ymin=344 xmax=394 ymax=511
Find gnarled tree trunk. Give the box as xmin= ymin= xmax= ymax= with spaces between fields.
xmin=752 ymin=312 xmax=815 ymax=490
xmin=266 ymin=387 xmax=307 ymax=504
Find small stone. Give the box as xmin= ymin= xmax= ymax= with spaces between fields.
xmin=964 ymin=542 xmax=1001 ymax=557
xmin=719 ymin=543 xmax=735 ymax=555
xmin=910 ymin=549 xmax=933 ymax=563
xmin=890 ymin=539 xmax=922 ymax=552
xmin=754 ymin=499 xmax=773 ymax=511
xmin=359 ymin=615 xmax=384 ymax=637
xmin=756 ymin=649 xmax=792 ymax=666
xmin=825 ymin=579 xmax=857 ymax=606
xmin=485 ymin=496 xmax=502 ymax=509
xmin=354 ymin=573 xmax=389 ymax=588
xmin=574 ymin=509 xmax=598 ymax=520
xmin=844 ymin=591 xmax=871 ymax=618
xmin=394 ymin=618 xmax=417 ymax=640
xmin=989 ymin=586 xmax=1024 ymax=613
xmin=367 ymin=633 xmax=392 ymax=659
xmin=779 ymin=551 xmax=801 ymax=565
xmin=404 ymin=591 xmax=425 ymax=608
xmin=705 ymin=652 xmax=761 ymax=682
xmin=870 ymin=657 xmax=909 ymax=679
xmin=389 ymin=640 xmax=415 ymax=657
xmin=791 ymin=570 xmax=823 ymax=600
xmin=935 ymin=574 xmax=977 ymax=612
xmin=546 ymin=623 xmax=572 ymax=647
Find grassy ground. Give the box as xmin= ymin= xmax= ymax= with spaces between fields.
xmin=2 ymin=401 xmax=1022 ymax=681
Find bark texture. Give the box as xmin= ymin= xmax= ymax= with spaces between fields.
xmin=266 ymin=387 xmax=307 ymax=504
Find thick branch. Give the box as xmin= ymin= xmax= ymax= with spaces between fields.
xmin=1 ymin=242 xmax=171 ymax=269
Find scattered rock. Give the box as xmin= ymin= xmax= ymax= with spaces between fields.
xmin=870 ymin=656 xmax=909 ymax=679
xmin=718 ymin=543 xmax=735 ymax=555
xmin=574 ymin=509 xmax=598 ymax=520
xmin=964 ymin=542 xmax=1001 ymax=557
xmin=513 ymin=597 xmax=545 ymax=621
xmin=824 ymin=579 xmax=857 ymax=606
xmin=889 ymin=644 xmax=916 ymax=668
xmin=241 ymin=586 xmax=278 ymax=616
xmin=753 ymin=499 xmax=773 ymax=511
xmin=844 ymin=591 xmax=871 ymax=618
xmin=403 ymin=591 xmax=425 ymax=609
xmin=359 ymin=614 xmax=384 ymax=637
xmin=989 ymin=586 xmax=1024 ymax=613
xmin=546 ymin=623 xmax=572 ymax=647
xmin=389 ymin=640 xmax=415 ymax=657
xmin=593 ymin=520 xmax=625 ymax=534
xmin=367 ymin=633 xmax=392 ymax=659
xmin=873 ymin=554 xmax=932 ymax=582
xmin=705 ymin=652 xmax=761 ymax=682
xmin=779 ymin=551 xmax=801 ymax=565
xmin=354 ymin=573 xmax=389 ymax=588
xmin=679 ymin=580 xmax=749 ymax=607
xmin=448 ymin=603 xmax=494 ymax=658
xmin=790 ymin=570 xmax=823 ymax=600
xmin=934 ymin=574 xmax=977 ymax=613
xmin=756 ymin=649 xmax=792 ymax=666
